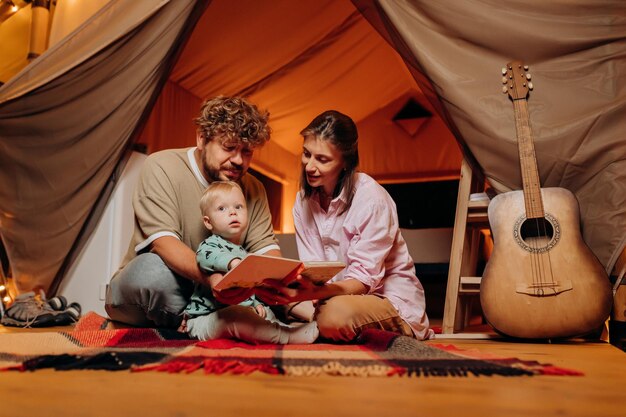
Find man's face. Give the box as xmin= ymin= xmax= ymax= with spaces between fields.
xmin=197 ymin=133 xmax=254 ymax=182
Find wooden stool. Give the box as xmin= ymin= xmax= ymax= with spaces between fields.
xmin=442 ymin=158 xmax=491 ymax=334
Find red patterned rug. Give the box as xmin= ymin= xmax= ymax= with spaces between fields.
xmin=0 ymin=312 xmax=582 ymax=377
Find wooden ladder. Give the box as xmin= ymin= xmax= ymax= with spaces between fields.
xmin=442 ymin=158 xmax=491 ymax=334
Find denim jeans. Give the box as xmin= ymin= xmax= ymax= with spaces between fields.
xmin=105 ymin=253 xmax=194 ymax=327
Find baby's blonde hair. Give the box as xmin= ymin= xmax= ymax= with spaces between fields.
xmin=200 ymin=181 xmax=245 ymax=216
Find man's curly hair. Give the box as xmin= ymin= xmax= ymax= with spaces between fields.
xmin=194 ymin=96 xmax=271 ymax=147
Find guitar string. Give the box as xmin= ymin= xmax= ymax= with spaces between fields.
xmin=524 ymin=95 xmax=556 ymax=292
xmin=530 ymin=134 xmax=556 ymax=294
xmin=521 ymin=99 xmax=549 ymax=294
xmin=514 ymin=79 xmax=555 ymax=295
xmin=514 ymin=98 xmax=541 ymax=293
xmin=522 ymin=100 xmax=546 ymax=294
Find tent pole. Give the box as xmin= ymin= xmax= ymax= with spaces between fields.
xmin=28 ymin=0 xmax=50 ymax=60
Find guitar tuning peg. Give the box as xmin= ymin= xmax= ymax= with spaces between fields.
xmin=526 ymin=73 xmax=532 ymax=80
xmin=528 ymin=81 xmax=534 ymax=90
xmin=502 ymin=77 xmax=508 ymax=84
xmin=524 ymin=65 xmax=529 ymax=70
xmin=502 ymin=86 xmax=508 ymax=94
xmin=502 ymin=67 xmax=507 ymax=75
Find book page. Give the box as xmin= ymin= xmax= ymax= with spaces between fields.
xmin=214 ymin=254 xmax=301 ymax=290
xmin=300 ymin=262 xmax=346 ymax=285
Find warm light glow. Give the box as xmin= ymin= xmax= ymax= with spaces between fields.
xmin=11 ymin=5 xmax=18 ymax=12
xmin=2 ymin=296 xmax=10 ymax=303
xmin=0 ymin=285 xmax=5 ymax=291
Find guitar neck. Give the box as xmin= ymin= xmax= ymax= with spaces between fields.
xmin=512 ymin=98 xmax=544 ymax=218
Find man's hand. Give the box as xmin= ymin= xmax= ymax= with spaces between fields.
xmin=207 ymin=272 xmax=254 ymax=305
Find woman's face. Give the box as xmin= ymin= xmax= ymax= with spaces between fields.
xmin=302 ymin=135 xmax=345 ymax=196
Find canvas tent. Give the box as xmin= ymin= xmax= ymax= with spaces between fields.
xmin=0 ymin=0 xmax=624 ymax=302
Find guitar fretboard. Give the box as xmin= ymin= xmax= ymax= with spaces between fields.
xmin=512 ymin=98 xmax=544 ymax=219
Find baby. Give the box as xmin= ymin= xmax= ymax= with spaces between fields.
xmin=182 ymin=180 xmax=318 ymax=344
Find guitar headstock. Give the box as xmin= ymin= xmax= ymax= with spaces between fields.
xmin=502 ymin=60 xmax=533 ymax=100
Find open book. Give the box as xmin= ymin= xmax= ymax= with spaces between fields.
xmin=213 ymin=253 xmax=345 ymax=291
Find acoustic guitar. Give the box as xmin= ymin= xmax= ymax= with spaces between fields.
xmin=480 ymin=60 xmax=612 ymax=339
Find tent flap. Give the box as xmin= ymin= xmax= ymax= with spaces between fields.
xmin=354 ymin=0 xmax=626 ymax=271
xmin=0 ymin=0 xmax=209 ymax=293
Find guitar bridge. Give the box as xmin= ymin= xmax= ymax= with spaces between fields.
xmin=515 ymin=280 xmax=573 ymax=296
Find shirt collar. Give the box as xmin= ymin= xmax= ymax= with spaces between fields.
xmin=187 ymin=147 xmax=208 ymax=188
xmin=312 ymin=184 xmax=350 ymax=211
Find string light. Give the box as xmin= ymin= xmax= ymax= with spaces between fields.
xmin=3 ymin=0 xmax=20 ymax=13
xmin=0 ymin=261 xmax=10 ymax=312
xmin=0 ymin=284 xmax=8 ymax=305
xmin=0 ymin=0 xmax=22 ymax=25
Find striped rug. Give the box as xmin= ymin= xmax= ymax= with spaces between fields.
xmin=0 ymin=312 xmax=582 ymax=377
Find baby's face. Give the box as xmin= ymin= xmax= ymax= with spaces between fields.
xmin=205 ymin=188 xmax=248 ymax=243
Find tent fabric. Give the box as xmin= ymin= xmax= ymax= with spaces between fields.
xmin=354 ymin=0 xmax=626 ymax=272
xmin=145 ymin=0 xmax=461 ymax=170
xmin=0 ymin=0 xmax=209 ymax=294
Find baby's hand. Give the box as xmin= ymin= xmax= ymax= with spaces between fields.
xmin=228 ymin=258 xmax=242 ymax=270
xmin=254 ymin=304 xmax=267 ymax=319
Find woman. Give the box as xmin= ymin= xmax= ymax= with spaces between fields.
xmin=258 ymin=110 xmax=434 ymax=341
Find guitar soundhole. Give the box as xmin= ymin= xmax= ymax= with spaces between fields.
xmin=513 ymin=214 xmax=561 ymax=253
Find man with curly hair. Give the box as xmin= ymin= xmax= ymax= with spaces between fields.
xmin=105 ymin=96 xmax=281 ymax=327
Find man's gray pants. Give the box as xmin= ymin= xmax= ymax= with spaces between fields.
xmin=105 ymin=253 xmax=193 ymax=327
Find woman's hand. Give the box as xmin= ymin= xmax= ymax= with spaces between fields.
xmin=257 ymin=276 xmax=370 ymax=306
xmin=207 ymin=272 xmax=254 ymax=305
xmin=255 ymin=275 xmax=330 ymax=305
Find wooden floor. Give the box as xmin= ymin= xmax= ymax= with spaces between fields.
xmin=1 ymin=324 xmax=625 ymax=417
